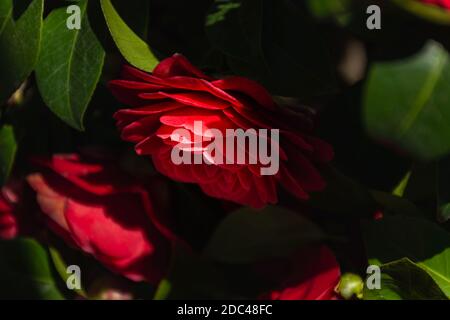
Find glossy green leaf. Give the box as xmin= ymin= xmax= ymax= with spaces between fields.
xmin=0 ymin=125 xmax=17 ymax=186
xmin=100 ymin=0 xmax=158 ymax=72
xmin=364 ymin=258 xmax=448 ymax=300
xmin=0 ymin=0 xmax=43 ymax=103
xmin=364 ymin=41 xmax=450 ymax=161
xmin=0 ymin=238 xmax=64 ymax=299
xmin=35 ymin=0 xmax=105 ymax=131
xmin=204 ymin=206 xmax=324 ymax=264
xmin=110 ymin=0 xmax=149 ymax=39
xmin=363 ymin=215 xmax=450 ymax=297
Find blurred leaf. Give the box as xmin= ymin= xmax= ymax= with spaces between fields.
xmin=393 ymin=0 xmax=450 ymax=25
xmin=36 ymin=0 xmax=104 ymax=131
xmin=403 ymin=162 xmax=438 ymax=216
xmin=437 ymin=156 xmax=450 ymax=222
xmin=0 ymin=0 xmax=43 ymax=103
xmin=206 ymin=0 xmax=337 ymax=98
xmin=47 ymin=233 xmax=141 ymax=300
xmin=160 ymin=244 xmax=259 ymax=299
xmin=392 ymin=171 xmax=411 ymax=197
xmin=48 ymin=246 xmax=87 ymax=298
xmin=206 ymin=1 xmax=241 ymax=26
xmin=101 ymin=0 xmax=158 ymax=72
xmin=204 ymin=206 xmax=324 ymax=264
xmin=364 ymin=41 xmax=450 ymax=161
xmin=309 ymin=166 xmax=377 ymax=217
xmin=362 ymin=215 xmax=450 ymax=297
xmin=170 ymin=182 xmax=226 ymax=250
xmin=0 ymin=125 xmax=17 ymax=186
xmin=206 ymin=0 xmax=263 ymax=68
xmin=153 ymin=279 xmax=171 ymax=300
xmin=317 ymin=83 xmax=411 ymax=191
xmin=0 ymin=238 xmax=64 ymax=299
xmin=370 ymin=190 xmax=424 ymax=218
xmin=307 ymin=0 xmax=348 ymax=17
xmin=364 ymin=258 xmax=448 ymax=300
xmin=146 ymin=0 xmax=221 ymax=69
xmin=306 ymin=0 xmax=351 ymax=23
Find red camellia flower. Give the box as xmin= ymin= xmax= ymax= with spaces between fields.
xmin=110 ymin=54 xmax=333 ymax=208
xmin=259 ymin=245 xmax=341 ymax=300
xmin=263 ymin=246 xmax=341 ymax=300
xmin=0 ymin=187 xmax=19 ymax=240
xmin=27 ymin=154 xmax=174 ymax=284
xmin=421 ymin=0 xmax=450 ymax=10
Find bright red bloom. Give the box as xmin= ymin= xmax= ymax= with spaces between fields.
xmin=27 ymin=154 xmax=174 ymax=284
xmin=110 ymin=54 xmax=333 ymax=208
xmin=0 ymin=187 xmax=19 ymax=240
xmin=421 ymin=0 xmax=450 ymax=9
xmin=259 ymin=246 xmax=341 ymax=300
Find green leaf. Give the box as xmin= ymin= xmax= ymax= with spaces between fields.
xmin=437 ymin=156 xmax=450 ymax=222
xmin=110 ymin=0 xmax=149 ymax=39
xmin=206 ymin=2 xmax=241 ymax=27
xmin=204 ymin=206 xmax=324 ymax=264
xmin=160 ymin=244 xmax=263 ymax=299
xmin=370 ymin=190 xmax=424 ymax=218
xmin=100 ymin=0 xmax=158 ymax=72
xmin=169 ymin=182 xmax=227 ymax=249
xmin=392 ymin=171 xmax=411 ymax=197
xmin=0 ymin=238 xmax=64 ymax=299
xmin=35 ymin=0 xmax=105 ymax=131
xmin=403 ymin=162 xmax=438 ymax=216
xmin=364 ymin=41 xmax=450 ymax=161
xmin=159 ymin=244 xmax=235 ymax=299
xmin=364 ymin=258 xmax=448 ymax=300
xmin=153 ymin=279 xmax=171 ymax=300
xmin=48 ymin=246 xmax=87 ymax=298
xmin=362 ymin=215 xmax=450 ymax=297
xmin=0 ymin=125 xmax=17 ymax=186
xmin=306 ymin=0 xmax=352 ymax=24
xmin=309 ymin=166 xmax=377 ymax=217
xmin=0 ymin=1 xmax=13 ymax=42
xmin=206 ymin=0 xmax=263 ymax=67
xmin=0 ymin=0 xmax=43 ymax=103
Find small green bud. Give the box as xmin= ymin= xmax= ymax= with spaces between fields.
xmin=335 ymin=273 xmax=364 ymax=300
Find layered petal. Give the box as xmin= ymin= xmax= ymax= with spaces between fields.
xmin=260 ymin=246 xmax=341 ymax=300
xmin=110 ymin=54 xmax=333 ymax=208
xmin=27 ymin=154 xmax=172 ymax=284
xmin=0 ymin=183 xmax=24 ymax=240
xmin=0 ymin=191 xmax=18 ymax=240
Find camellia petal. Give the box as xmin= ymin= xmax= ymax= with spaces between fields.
xmin=27 ymin=154 xmax=173 ymax=284
xmin=110 ymin=54 xmax=333 ymax=208
xmin=259 ymin=245 xmax=341 ymax=300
